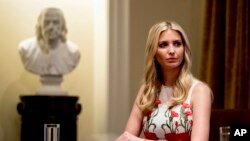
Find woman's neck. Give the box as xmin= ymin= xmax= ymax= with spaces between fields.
xmin=161 ymin=67 xmax=180 ymax=86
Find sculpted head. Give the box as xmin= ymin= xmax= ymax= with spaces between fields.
xmin=36 ymin=7 xmax=67 ymax=43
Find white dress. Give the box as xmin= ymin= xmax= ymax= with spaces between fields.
xmin=142 ymin=79 xmax=200 ymax=141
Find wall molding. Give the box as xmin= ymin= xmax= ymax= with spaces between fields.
xmin=108 ymin=0 xmax=130 ymax=135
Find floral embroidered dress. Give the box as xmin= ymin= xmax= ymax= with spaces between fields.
xmin=143 ymin=79 xmax=199 ymax=141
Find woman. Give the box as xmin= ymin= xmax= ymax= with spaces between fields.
xmin=117 ymin=21 xmax=213 ymax=141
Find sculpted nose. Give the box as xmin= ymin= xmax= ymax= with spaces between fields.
xmin=46 ymin=22 xmax=54 ymax=29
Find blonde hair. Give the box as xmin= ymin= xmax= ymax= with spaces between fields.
xmin=35 ymin=7 xmax=67 ymax=53
xmin=137 ymin=21 xmax=193 ymax=113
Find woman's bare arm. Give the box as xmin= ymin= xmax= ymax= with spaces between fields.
xmin=191 ymin=82 xmax=213 ymax=141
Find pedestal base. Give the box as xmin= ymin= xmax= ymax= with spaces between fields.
xmin=17 ymin=95 xmax=81 ymax=141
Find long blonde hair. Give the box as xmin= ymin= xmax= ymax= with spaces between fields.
xmin=137 ymin=21 xmax=193 ymax=113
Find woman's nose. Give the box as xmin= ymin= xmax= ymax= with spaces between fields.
xmin=168 ymin=46 xmax=175 ymax=55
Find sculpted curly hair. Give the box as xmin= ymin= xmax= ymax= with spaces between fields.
xmin=35 ymin=7 xmax=67 ymax=53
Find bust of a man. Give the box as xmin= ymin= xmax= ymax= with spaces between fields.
xmin=18 ymin=7 xmax=80 ymax=95
xmin=19 ymin=7 xmax=80 ymax=76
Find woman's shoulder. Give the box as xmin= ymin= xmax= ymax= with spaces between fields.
xmin=193 ymin=79 xmax=211 ymax=91
xmin=138 ymin=84 xmax=145 ymax=94
xmin=134 ymin=84 xmax=147 ymax=100
xmin=191 ymin=78 xmax=213 ymax=102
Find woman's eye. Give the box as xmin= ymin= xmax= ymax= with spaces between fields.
xmin=173 ymin=41 xmax=183 ymax=47
xmin=158 ymin=42 xmax=168 ymax=48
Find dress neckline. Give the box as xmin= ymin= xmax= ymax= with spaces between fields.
xmin=159 ymin=85 xmax=173 ymax=103
xmin=162 ymin=85 xmax=172 ymax=89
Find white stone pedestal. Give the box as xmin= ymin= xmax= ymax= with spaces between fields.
xmin=37 ymin=75 xmax=67 ymax=95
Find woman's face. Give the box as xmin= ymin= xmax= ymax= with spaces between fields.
xmin=155 ymin=29 xmax=184 ymax=70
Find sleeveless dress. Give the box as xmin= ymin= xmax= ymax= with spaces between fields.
xmin=143 ymin=79 xmax=200 ymax=141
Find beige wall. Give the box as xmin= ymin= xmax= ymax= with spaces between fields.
xmin=0 ymin=0 xmax=109 ymax=141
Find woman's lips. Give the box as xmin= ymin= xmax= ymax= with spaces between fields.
xmin=166 ymin=58 xmax=177 ymax=62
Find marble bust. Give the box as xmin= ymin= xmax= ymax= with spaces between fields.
xmin=18 ymin=7 xmax=80 ymax=95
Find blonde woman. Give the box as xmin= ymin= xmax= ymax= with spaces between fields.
xmin=117 ymin=21 xmax=213 ymax=141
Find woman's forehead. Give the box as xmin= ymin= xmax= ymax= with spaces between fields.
xmin=158 ymin=29 xmax=182 ymax=41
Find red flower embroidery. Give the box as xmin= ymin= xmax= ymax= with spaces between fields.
xmin=165 ymin=133 xmax=176 ymax=140
xmin=144 ymin=132 xmax=159 ymax=140
xmin=182 ymin=103 xmax=190 ymax=108
xmin=170 ymin=110 xmax=179 ymax=117
xmin=184 ymin=111 xmax=192 ymax=116
xmin=155 ymin=99 xmax=162 ymax=105
xmin=145 ymin=110 xmax=153 ymax=116
xmin=175 ymin=121 xmax=179 ymax=126
xmin=165 ymin=132 xmax=191 ymax=141
xmin=190 ymin=120 xmax=193 ymax=126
